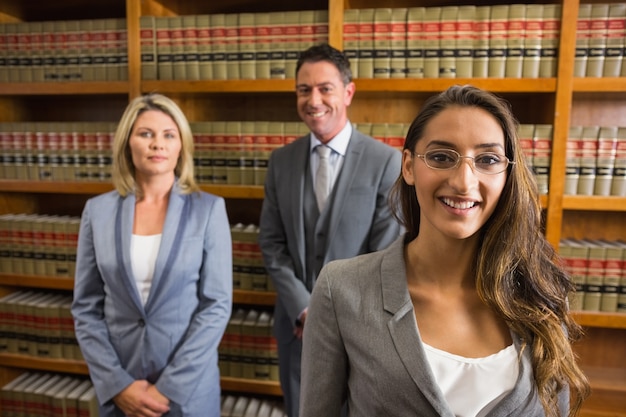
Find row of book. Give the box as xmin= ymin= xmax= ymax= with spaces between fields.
xmin=0 ymin=19 xmax=127 ymax=83
xmin=0 ymin=214 xmax=80 ymax=279
xmin=219 ymin=308 xmax=278 ymax=382
xmin=344 ymin=4 xmax=559 ymax=79
xmin=221 ymin=395 xmax=285 ymax=417
xmin=564 ymin=126 xmax=626 ymax=197
xmin=142 ymin=11 xmax=328 ymax=81
xmin=0 ymin=290 xmax=81 ymax=360
xmin=561 ymin=239 xmax=626 ymax=313
xmin=0 ymin=373 xmax=95 ymax=417
xmin=232 ymin=224 xmax=273 ymax=293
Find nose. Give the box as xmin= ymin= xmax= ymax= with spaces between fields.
xmin=448 ymin=157 xmax=478 ymax=192
xmin=308 ymin=88 xmax=323 ymax=105
xmin=150 ymin=135 xmax=165 ymax=149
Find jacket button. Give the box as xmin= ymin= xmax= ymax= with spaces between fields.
xmin=138 ymin=319 xmax=145 ymax=327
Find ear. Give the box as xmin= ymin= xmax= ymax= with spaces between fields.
xmin=402 ymin=149 xmax=415 ymax=186
xmin=344 ymin=82 xmax=356 ymax=106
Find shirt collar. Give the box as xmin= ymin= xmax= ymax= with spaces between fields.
xmin=309 ymin=121 xmax=352 ymax=156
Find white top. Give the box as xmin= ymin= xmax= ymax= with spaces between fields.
xmin=130 ymin=234 xmax=162 ymax=306
xmin=423 ymin=341 xmax=519 ymax=417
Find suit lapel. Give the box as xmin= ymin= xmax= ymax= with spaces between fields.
xmin=381 ymin=238 xmax=454 ymax=417
xmin=116 ymin=193 xmax=144 ymax=312
xmin=291 ymin=136 xmax=310 ymax=267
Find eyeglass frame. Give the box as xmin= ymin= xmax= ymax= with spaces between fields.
xmin=412 ymin=148 xmax=515 ymax=175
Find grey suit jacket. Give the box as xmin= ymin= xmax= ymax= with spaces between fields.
xmin=300 ymin=236 xmax=570 ymax=417
xmin=71 ymin=183 xmax=232 ymax=417
xmin=259 ymin=129 xmax=402 ymax=344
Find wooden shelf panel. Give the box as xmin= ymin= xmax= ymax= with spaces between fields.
xmin=0 ymin=181 xmax=264 ymax=199
xmin=0 ymin=274 xmax=74 ymax=291
xmin=141 ymin=79 xmax=296 ymax=94
xmin=221 ymin=376 xmax=282 ymax=396
xmin=355 ymin=77 xmax=557 ymax=93
xmin=0 ymin=82 xmax=130 ymax=96
xmin=571 ymin=311 xmax=626 ymax=329
xmin=574 ymin=77 xmax=626 ymax=92
xmin=233 ymin=290 xmax=276 ymax=306
xmin=0 ymin=353 xmax=88 ymax=375
xmin=562 ymin=196 xmax=626 ymax=212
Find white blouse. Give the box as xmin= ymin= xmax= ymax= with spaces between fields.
xmin=130 ymin=234 xmax=162 ymax=306
xmin=423 ymin=341 xmax=519 ymax=417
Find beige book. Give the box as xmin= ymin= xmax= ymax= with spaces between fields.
xmin=59 ymin=295 xmax=82 ymax=360
xmin=355 ymin=122 xmax=372 ymax=136
xmin=505 ymin=4 xmax=526 ymax=78
xmin=38 ymin=293 xmax=66 ymax=359
xmin=594 ymin=126 xmax=618 ymax=196
xmin=268 ymin=316 xmax=279 ymax=380
xmin=15 ymin=373 xmax=54 ymax=417
xmin=230 ymin=223 xmax=245 ymax=291
xmin=66 ymin=217 xmax=80 ymax=278
xmin=224 ymin=13 xmax=240 ymax=80
xmin=488 ymin=5 xmax=509 ymax=78
xmin=7 ymin=214 xmax=27 ymax=275
xmin=254 ymin=13 xmax=272 ymax=80
xmin=77 ymin=385 xmax=98 ymax=417
xmin=103 ymin=19 xmax=120 ymax=81
xmin=599 ymin=240 xmax=623 ymax=312
xmin=40 ymin=21 xmax=57 ymax=82
xmin=240 ymin=121 xmax=255 ymax=185
xmin=0 ymin=23 xmax=7 ymax=82
xmin=4 ymin=22 xmax=19 ymax=82
xmin=422 ymin=7 xmax=441 ymax=78
xmin=456 ymin=5 xmax=475 ymax=78
xmin=52 ymin=215 xmax=70 ymax=276
xmin=389 ymin=8 xmax=408 ymax=78
xmin=58 ymin=122 xmax=75 ymax=181
xmin=240 ymin=309 xmax=259 ymax=379
xmin=343 ymin=9 xmax=360 ymax=78
xmin=210 ymin=14 xmax=227 ymax=80
xmin=574 ymin=4 xmax=592 ymax=77
xmin=565 ymin=126 xmax=583 ymax=195
xmin=256 ymin=121 xmax=284 ymax=186
xmin=226 ymin=308 xmax=246 ymax=377
xmin=231 ymin=397 xmax=250 ymax=417
xmin=257 ymin=400 xmax=274 ymax=417
xmin=196 ymin=15 xmax=213 ymax=80
xmin=603 ymin=3 xmax=626 ymax=77
xmin=473 ymin=6 xmax=490 ymax=78
xmin=250 ymin=226 xmax=268 ymax=292
xmin=224 ymin=121 xmax=242 ymax=185
xmin=65 ymin=20 xmax=82 ymax=81
xmin=239 ymin=224 xmax=257 ymax=291
xmin=221 ymin=394 xmax=237 ymax=417
xmin=568 ymin=240 xmax=590 ymax=311
xmin=577 ymin=125 xmax=600 ymax=195
xmin=586 ymin=3 xmax=609 ymax=78
xmin=299 ymin=9 xmax=316 ymax=53
xmin=78 ymin=20 xmax=94 ymax=82
xmin=539 ymin=4 xmax=561 ymax=78
xmin=517 ymin=123 xmax=535 ymax=172
xmin=13 ymin=125 xmax=29 ymax=182
xmin=169 ymin=16 xmax=186 ymax=81
xmin=283 ymin=11 xmax=300 ymax=80
xmin=439 ymin=6 xmax=458 ymax=78
xmin=182 ymin=15 xmax=199 ymax=81
xmin=370 ymin=123 xmax=387 ymax=144
xmin=211 ymin=121 xmax=228 ymax=184
xmin=252 ymin=121 xmax=269 ymax=186
xmin=116 ymin=18 xmax=128 ymax=81
xmin=385 ymin=123 xmax=405 ymax=152
xmin=357 ymin=8 xmax=376 ymax=79
xmin=16 ymin=22 xmax=34 ymax=83
xmin=29 ymin=373 xmax=63 ymax=416
xmin=532 ymin=124 xmax=552 ymax=195
xmin=155 ymin=16 xmax=173 ymax=81
xmin=25 ymin=292 xmax=59 ymax=356
xmin=239 ymin=13 xmax=256 ymax=80
xmin=0 ymin=291 xmax=33 ymax=352
xmin=268 ymin=12 xmax=286 ymax=79
xmin=583 ymin=240 xmax=605 ymax=312
xmin=0 ymin=214 xmax=15 ymax=275
xmin=139 ymin=16 xmax=157 ymax=80
xmin=372 ymin=8 xmax=392 ymax=78
xmin=0 ymin=372 xmax=35 ymax=416
xmin=14 ymin=292 xmax=48 ymax=355
xmin=40 ymin=216 xmax=57 ymax=276
xmin=313 ymin=9 xmax=329 ymax=46
xmin=523 ymin=5 xmax=542 ymax=78
xmin=611 ymin=127 xmax=626 ymax=196
xmin=20 ymin=214 xmax=36 ymax=276
xmin=29 ymin=22 xmax=45 ymax=83
xmin=24 ymin=124 xmax=38 ymax=181
xmin=192 ymin=121 xmax=212 ymax=183
xmin=613 ymin=240 xmax=626 ymax=312
xmin=243 ymin=398 xmax=261 ymax=417
xmin=5 ymin=291 xmax=38 ymax=354
xmin=49 ymin=378 xmax=83 ymax=417
xmin=254 ymin=311 xmax=272 ymax=380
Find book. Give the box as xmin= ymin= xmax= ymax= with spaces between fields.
xmin=139 ymin=16 xmax=157 ymax=80
xmin=422 ymin=7 xmax=441 ymax=78
xmin=77 ymin=385 xmax=98 ymax=417
xmin=532 ymin=124 xmax=552 ymax=195
xmin=240 ymin=121 xmax=255 ymax=185
xmin=50 ymin=377 xmax=84 ymax=417
xmin=574 ymin=4 xmax=592 ymax=77
xmin=268 ymin=12 xmax=286 ymax=79
xmin=21 ymin=373 xmax=56 ymax=417
xmin=488 ymin=5 xmax=509 ymax=78
xmin=240 ymin=309 xmax=259 ymax=379
xmin=13 ymin=373 xmax=53 ymax=417
xmin=254 ymin=13 xmax=272 ymax=80
xmin=224 ymin=13 xmax=240 ymax=81
xmin=612 ymin=127 xmax=626 ymax=196
xmin=357 ymin=8 xmax=376 ymax=79
xmin=299 ymin=9 xmax=317 ymax=54
xmin=224 ymin=121 xmax=242 ymax=185
xmin=155 ymin=16 xmax=173 ymax=80
xmin=439 ymin=6 xmax=458 ymax=78
xmin=283 ymin=11 xmax=300 ymax=80
xmin=29 ymin=373 xmax=64 ymax=417
xmin=586 ymin=3 xmax=609 ymax=78
xmin=196 ymin=15 xmax=212 ymax=80
xmin=564 ymin=125 xmax=583 ymax=195
xmin=231 ymin=397 xmax=250 ymax=417
xmin=505 ymin=4 xmax=525 ymax=78
xmin=182 ymin=15 xmax=200 ymax=81
xmin=65 ymin=379 xmax=94 ymax=417
xmin=603 ymin=3 xmax=626 ymax=77
xmin=539 ymin=4 xmax=561 ymax=78
xmin=583 ymin=240 xmax=606 ymax=312
xmin=389 ymin=8 xmax=407 ymax=78
xmin=522 ymin=5 xmax=542 ymax=78
xmin=600 ymin=240 xmax=622 ymax=312
xmin=239 ymin=13 xmax=256 ymax=80
xmin=243 ymin=398 xmax=261 ymax=417
xmin=170 ymin=16 xmax=186 ymax=81
xmin=456 ymin=5 xmax=476 ymax=78
xmin=343 ymin=9 xmax=360 ymax=78
xmin=254 ymin=311 xmax=272 ymax=380
xmin=373 ymin=8 xmax=392 ymax=78
xmin=568 ymin=239 xmax=590 ymax=311
xmin=0 ymin=372 xmax=35 ymax=417
xmin=78 ymin=20 xmax=94 ymax=82
xmin=472 ymin=6 xmax=490 ymax=78
xmin=577 ymin=125 xmax=600 ymax=195
xmin=210 ymin=14 xmax=227 ymax=80
xmin=594 ymin=126 xmax=618 ymax=196
xmin=406 ymin=7 xmax=425 ymax=79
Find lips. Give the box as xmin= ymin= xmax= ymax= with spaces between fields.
xmin=441 ymin=197 xmax=477 ymax=210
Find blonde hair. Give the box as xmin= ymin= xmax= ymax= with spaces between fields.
xmin=111 ymin=93 xmax=199 ymax=197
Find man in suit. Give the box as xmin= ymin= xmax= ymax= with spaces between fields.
xmin=259 ymin=43 xmax=402 ymax=417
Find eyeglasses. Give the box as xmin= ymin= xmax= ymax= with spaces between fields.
xmin=414 ymin=149 xmax=514 ymax=175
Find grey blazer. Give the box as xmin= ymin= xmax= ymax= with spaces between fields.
xmin=71 ymin=183 xmax=232 ymax=417
xmin=259 ymin=129 xmax=402 ymax=345
xmin=300 ymin=236 xmax=570 ymax=417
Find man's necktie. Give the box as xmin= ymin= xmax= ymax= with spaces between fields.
xmin=315 ymin=145 xmax=331 ymax=211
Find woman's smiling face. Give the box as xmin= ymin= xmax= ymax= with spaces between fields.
xmin=402 ymin=105 xmax=508 ymax=241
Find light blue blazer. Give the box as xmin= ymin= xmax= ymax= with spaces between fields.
xmin=72 ymin=182 xmax=232 ymax=417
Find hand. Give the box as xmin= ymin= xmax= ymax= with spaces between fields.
xmin=113 ymin=380 xmax=170 ymax=417
xmin=293 ymin=309 xmax=308 ymax=339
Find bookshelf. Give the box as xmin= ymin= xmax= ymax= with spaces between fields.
xmin=0 ymin=0 xmax=626 ymax=415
